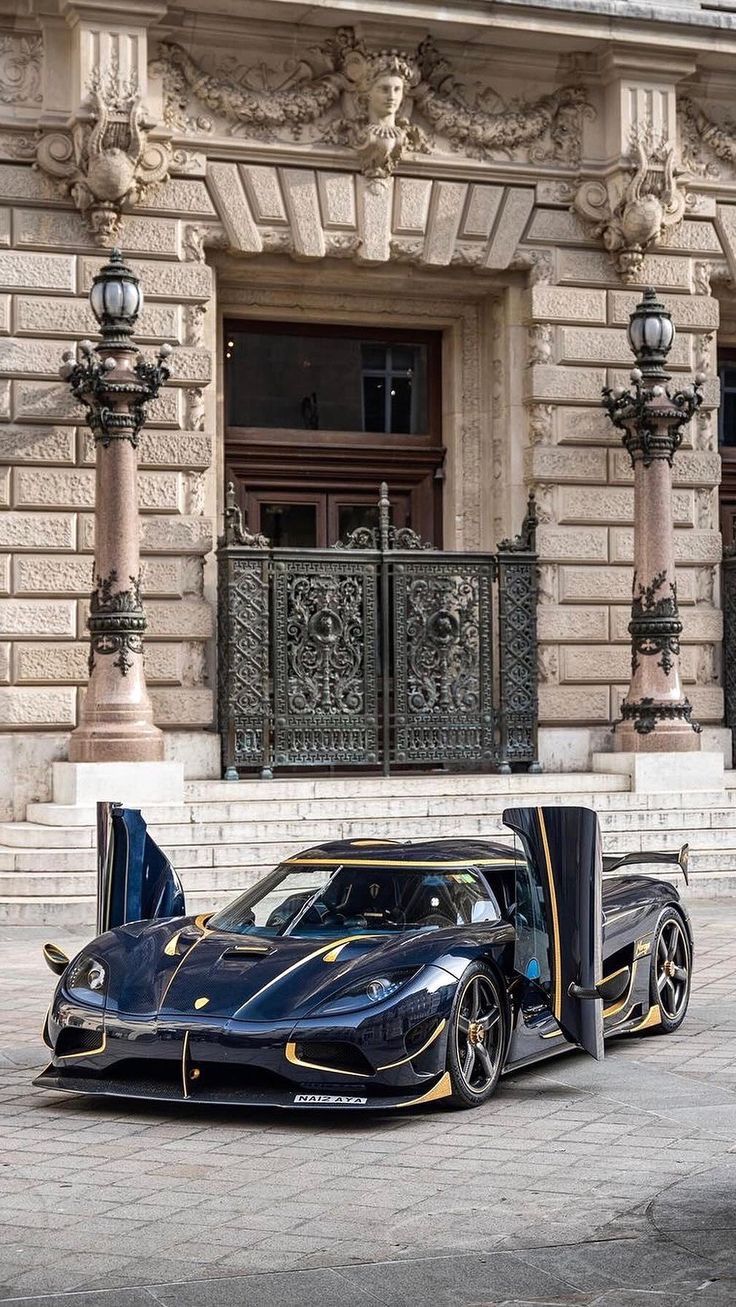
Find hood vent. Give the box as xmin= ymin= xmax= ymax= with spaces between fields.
xmin=219 ymin=944 xmax=275 ymax=961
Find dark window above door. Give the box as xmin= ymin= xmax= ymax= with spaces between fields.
xmin=225 ymin=324 xmax=433 ymax=436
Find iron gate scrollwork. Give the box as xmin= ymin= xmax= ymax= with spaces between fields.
xmin=218 ymin=482 xmax=539 ymax=775
xmin=723 ymin=545 xmax=736 ymax=738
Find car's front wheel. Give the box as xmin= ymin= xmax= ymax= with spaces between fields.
xmin=446 ymin=964 xmax=506 ymax=1108
xmin=647 ymin=909 xmax=692 ymax=1034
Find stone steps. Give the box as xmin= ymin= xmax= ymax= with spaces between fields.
xmin=2 ymin=770 xmax=736 ymax=924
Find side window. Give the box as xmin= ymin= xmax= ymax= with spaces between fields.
xmin=514 ymin=846 xmax=551 ymax=987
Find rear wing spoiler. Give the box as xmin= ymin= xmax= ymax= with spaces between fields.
xmin=602 ymin=843 xmax=689 ymax=885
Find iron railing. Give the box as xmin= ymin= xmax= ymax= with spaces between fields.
xmin=217 ymin=484 xmax=539 ymax=777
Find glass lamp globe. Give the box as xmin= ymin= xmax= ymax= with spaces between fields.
xmin=89 ymin=248 xmax=143 ymax=328
xmin=627 ymin=287 xmax=675 ymax=362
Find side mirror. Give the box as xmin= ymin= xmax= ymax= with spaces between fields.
xmin=43 ymin=942 xmax=69 ymax=976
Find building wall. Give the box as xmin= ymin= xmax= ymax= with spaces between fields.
xmin=0 ymin=1 xmax=735 ymax=813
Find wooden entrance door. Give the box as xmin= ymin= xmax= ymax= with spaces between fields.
xmin=224 ymin=320 xmax=444 ymax=547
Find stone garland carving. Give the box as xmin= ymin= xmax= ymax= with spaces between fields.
xmin=573 ymin=137 xmax=688 ymax=282
xmin=679 ymin=98 xmax=736 ymax=179
xmin=528 ymin=404 xmax=553 ymax=446
xmin=156 ymin=29 xmax=590 ymax=178
xmin=36 ymin=70 xmax=171 ymax=242
xmin=0 ymin=34 xmax=42 ymax=106
xmin=527 ymin=324 xmax=552 ymax=366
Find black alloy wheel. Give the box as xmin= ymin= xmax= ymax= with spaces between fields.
xmin=446 ymin=963 xmax=505 ymax=1108
xmin=648 ymin=910 xmax=692 ymax=1034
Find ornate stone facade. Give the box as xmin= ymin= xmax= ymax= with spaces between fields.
xmin=0 ymin=0 xmax=734 ymax=812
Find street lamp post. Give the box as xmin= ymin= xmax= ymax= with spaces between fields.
xmin=60 ymin=249 xmax=173 ymax=762
xmin=602 ymin=288 xmax=704 ymax=750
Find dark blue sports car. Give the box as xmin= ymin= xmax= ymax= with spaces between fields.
xmin=36 ymin=805 xmax=692 ymax=1111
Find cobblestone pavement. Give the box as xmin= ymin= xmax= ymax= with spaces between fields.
xmin=1 ymin=901 xmax=735 ymax=1307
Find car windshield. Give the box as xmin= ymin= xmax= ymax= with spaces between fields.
xmin=208 ymin=860 xmax=502 ymax=938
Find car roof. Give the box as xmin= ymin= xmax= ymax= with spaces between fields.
xmin=284 ymin=838 xmax=521 ymax=867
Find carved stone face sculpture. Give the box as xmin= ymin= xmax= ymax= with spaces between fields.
xmin=367 ymin=73 xmax=405 ymax=126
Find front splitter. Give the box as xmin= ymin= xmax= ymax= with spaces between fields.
xmin=33 ymin=1065 xmax=452 ymax=1111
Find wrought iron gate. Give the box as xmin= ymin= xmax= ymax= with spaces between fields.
xmin=218 ymin=484 xmax=539 ymax=776
xmin=723 ymin=544 xmax=736 ymax=735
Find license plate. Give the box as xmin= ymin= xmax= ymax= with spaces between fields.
xmin=294 ymin=1093 xmax=367 ymax=1105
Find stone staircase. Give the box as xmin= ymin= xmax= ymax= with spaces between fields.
xmin=2 ymin=771 xmax=736 ymax=925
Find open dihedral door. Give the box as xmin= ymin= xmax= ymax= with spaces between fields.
xmin=97 ymin=803 xmax=185 ymax=932
xmin=503 ymin=805 xmax=604 ymax=1061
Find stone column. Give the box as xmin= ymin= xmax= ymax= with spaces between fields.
xmin=60 ymin=250 xmax=172 ymax=763
xmin=603 ymin=288 xmax=703 ymax=751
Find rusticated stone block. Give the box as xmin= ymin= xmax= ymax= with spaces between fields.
xmin=607 ymin=290 xmax=719 ymax=331
xmin=0 ymin=555 xmax=8 ymax=595
xmin=80 ymin=428 xmax=212 ymax=470
xmin=0 ymin=164 xmax=63 ymax=204
xmin=137 ymin=177 xmax=215 ymax=216
xmin=0 ymin=512 xmax=75 ymax=551
xmin=13 ymin=554 xmax=183 ymax=598
xmin=560 ymin=565 xmax=696 ymax=606
xmin=166 ymin=348 xmax=212 ymax=385
xmin=538 ymin=684 xmax=610 ymax=723
xmin=0 ymin=467 xmax=8 ymax=507
xmin=559 ymin=486 xmax=693 ymax=527
xmin=13 ymin=295 xmax=182 ymax=344
xmin=609 ymin=528 xmax=722 ymax=565
xmin=79 ymin=256 xmax=212 ymax=303
xmin=0 ymin=643 xmax=8 ymax=684
xmin=0 ymin=251 xmax=75 ymax=292
xmin=208 ymin=162 xmax=262 ymax=254
xmin=0 ymin=378 xmax=8 ymax=419
xmin=537 ymin=525 xmax=608 ymax=562
xmin=149 ymin=687 xmax=214 ymax=727
xmin=0 ymin=337 xmax=74 ymax=379
xmin=14 ymin=640 xmax=184 ymax=684
xmin=608 ymin=449 xmax=721 ymax=487
xmin=537 ymin=604 xmax=609 ymax=641
xmin=80 ymin=514 xmax=214 ymax=555
xmin=0 ymin=687 xmax=76 ymax=727
xmin=14 ymin=208 xmax=181 ymax=258
xmin=525 ymin=364 xmax=606 ymax=404
xmin=526 ymin=285 xmax=606 ymax=326
xmin=12 ymin=380 xmax=79 ymax=423
xmin=526 ymin=207 xmax=593 ymax=246
xmin=687 ymin=686 xmax=724 ymax=721
xmin=559 ymin=643 xmax=697 ymax=684
xmin=0 ymin=425 xmax=75 ymax=464
xmin=558 ymin=248 xmax=692 ymax=290
xmin=0 ymin=598 xmax=76 ymax=636
xmin=12 ymin=468 xmax=182 ymax=513
xmin=525 ymin=445 xmax=606 ymax=484
xmin=610 ymin=604 xmax=723 ymax=643
xmin=145 ymin=599 xmax=214 ymax=639
xmin=0 ymin=294 xmax=8 ymax=334
xmin=558 ymin=326 xmax=691 ymax=369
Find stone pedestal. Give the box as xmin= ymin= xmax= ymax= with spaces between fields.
xmin=53 ymin=760 xmax=184 ymax=807
xmin=593 ymin=749 xmax=723 ymax=793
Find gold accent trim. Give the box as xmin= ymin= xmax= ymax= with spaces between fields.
xmin=629 ymin=1003 xmax=662 ymax=1032
xmin=536 ymin=809 xmax=562 ymax=1021
xmin=285 ymin=857 xmax=517 ymax=869
xmin=376 ymin=1019 xmax=447 ymax=1070
xmin=541 ymin=1027 xmax=565 ymax=1040
xmin=634 ymin=936 xmax=652 ymax=960
xmin=42 ymin=942 xmax=69 ymax=973
xmin=59 ymin=1030 xmax=107 ymax=1060
xmin=223 ymin=944 xmax=272 ymax=956
xmin=181 ymin=1030 xmax=190 ymax=1097
xmin=603 ymin=961 xmax=637 ymax=1021
xmin=164 ymin=931 xmax=182 ymax=957
xmin=285 ymin=1041 xmax=366 ymax=1078
xmin=194 ymin=997 xmax=209 ymax=1010
xmin=397 ymin=1070 xmax=453 ymax=1107
xmin=159 ymin=935 xmax=203 ymax=1010
xmin=322 ymin=934 xmax=381 ymax=963
xmin=235 ymin=936 xmax=370 ymax=1012
xmin=600 ymin=965 xmax=629 ymax=987
xmin=350 ymin=840 xmax=401 ymax=847
xmin=193 ymin=912 xmax=212 ymax=930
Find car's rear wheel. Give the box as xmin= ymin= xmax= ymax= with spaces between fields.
xmin=647 ymin=910 xmax=691 ymax=1034
xmin=446 ymin=964 xmax=505 ymax=1108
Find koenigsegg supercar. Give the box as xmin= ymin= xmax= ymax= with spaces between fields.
xmin=35 ymin=804 xmax=692 ymax=1111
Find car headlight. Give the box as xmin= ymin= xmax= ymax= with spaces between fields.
xmin=318 ymin=968 xmax=420 ymax=1015
xmin=65 ymin=955 xmax=108 ymax=1005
